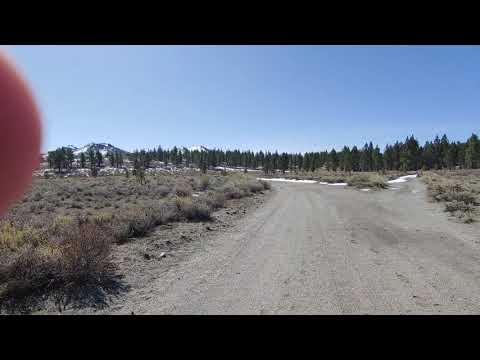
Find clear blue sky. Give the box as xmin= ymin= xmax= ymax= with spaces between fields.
xmin=3 ymin=45 xmax=480 ymax=153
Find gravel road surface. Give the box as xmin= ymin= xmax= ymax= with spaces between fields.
xmin=106 ymin=178 xmax=480 ymax=314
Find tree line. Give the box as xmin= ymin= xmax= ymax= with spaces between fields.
xmin=133 ymin=133 xmax=480 ymax=173
xmin=47 ymin=148 xmax=124 ymax=173
xmin=47 ymin=133 xmax=480 ymax=174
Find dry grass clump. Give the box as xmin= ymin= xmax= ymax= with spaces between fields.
xmin=0 ymin=220 xmax=115 ymax=312
xmin=279 ymin=170 xmax=348 ymax=183
xmin=0 ymin=222 xmax=40 ymax=251
xmin=194 ymin=176 xmax=210 ymax=191
xmin=347 ymin=173 xmax=388 ymax=189
xmin=422 ymin=171 xmax=479 ymax=222
xmin=97 ymin=202 xmax=179 ymax=243
xmin=221 ymin=184 xmax=244 ymax=199
xmin=204 ymin=191 xmax=227 ymax=210
xmin=259 ymin=180 xmax=271 ymax=190
xmin=157 ymin=185 xmax=172 ymax=197
xmin=245 ymin=181 xmax=264 ymax=193
xmin=174 ymin=183 xmax=193 ymax=197
xmin=175 ymin=197 xmax=212 ymax=221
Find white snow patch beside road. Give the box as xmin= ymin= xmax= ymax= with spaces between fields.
xmin=257 ymin=178 xmax=317 ymax=184
xmin=387 ymin=174 xmax=418 ymax=184
xmin=257 ymin=178 xmax=348 ymax=186
xmin=360 ymin=188 xmax=370 ymax=192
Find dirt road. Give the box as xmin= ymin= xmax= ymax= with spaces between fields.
xmin=108 ymin=178 xmax=480 ymax=314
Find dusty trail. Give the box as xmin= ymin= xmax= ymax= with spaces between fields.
xmin=106 ymin=178 xmax=480 ymax=314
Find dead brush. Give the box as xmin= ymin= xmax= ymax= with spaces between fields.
xmin=0 ymin=222 xmax=40 ymax=251
xmin=195 ymin=176 xmax=211 ymax=191
xmin=347 ymin=173 xmax=388 ymax=189
xmin=246 ymin=181 xmax=264 ymax=193
xmin=174 ymin=183 xmax=193 ymax=197
xmin=0 ymin=221 xmax=115 ymax=310
xmin=175 ymin=197 xmax=212 ymax=221
xmin=423 ymin=171 xmax=479 ymax=222
xmin=259 ymin=180 xmax=271 ymax=190
xmin=204 ymin=191 xmax=226 ymax=210
xmin=221 ymin=184 xmax=244 ymax=199
xmin=56 ymin=222 xmax=113 ymax=282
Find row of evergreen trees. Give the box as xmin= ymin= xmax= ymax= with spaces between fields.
xmin=47 ymin=148 xmax=124 ymax=172
xmin=48 ymin=133 xmax=480 ymax=174
xmin=133 ymin=134 xmax=480 ymax=173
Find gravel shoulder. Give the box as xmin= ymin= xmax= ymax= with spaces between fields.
xmin=70 ymin=179 xmax=480 ymax=314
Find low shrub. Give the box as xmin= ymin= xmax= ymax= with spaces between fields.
xmin=175 ymin=184 xmax=193 ymax=197
xmin=56 ymin=222 xmax=113 ymax=281
xmin=260 ymin=180 xmax=271 ymax=190
xmin=221 ymin=185 xmax=243 ymax=199
xmin=445 ymin=200 xmax=475 ymax=213
xmin=0 ymin=221 xmax=114 ymax=310
xmin=176 ymin=197 xmax=212 ymax=221
xmin=205 ymin=192 xmax=226 ymax=210
xmin=196 ymin=176 xmax=210 ymax=191
xmin=347 ymin=173 xmax=388 ymax=189
xmin=0 ymin=222 xmax=39 ymax=251
xmin=247 ymin=181 xmax=264 ymax=193
xmin=157 ymin=185 xmax=171 ymax=197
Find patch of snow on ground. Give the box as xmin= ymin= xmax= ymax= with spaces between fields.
xmin=257 ymin=178 xmax=318 ymax=184
xmin=328 ymin=183 xmax=348 ymax=186
xmin=360 ymin=188 xmax=370 ymax=192
xmin=390 ymin=187 xmax=400 ymax=190
xmin=387 ymin=174 xmax=418 ymax=184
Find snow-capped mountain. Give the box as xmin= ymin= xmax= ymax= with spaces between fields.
xmin=187 ymin=145 xmax=209 ymax=152
xmin=72 ymin=143 xmax=129 ymax=156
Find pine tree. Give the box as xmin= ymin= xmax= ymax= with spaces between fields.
xmin=433 ymin=135 xmax=442 ymax=169
xmin=360 ymin=144 xmax=369 ymax=171
xmin=107 ymin=151 xmax=114 ymax=167
xmin=422 ymin=142 xmax=434 ymax=170
xmin=65 ymin=148 xmax=74 ymax=170
xmin=303 ymin=153 xmax=311 ymax=172
xmin=47 ymin=151 xmax=55 ymax=169
xmin=89 ymin=148 xmax=98 ymax=177
xmin=465 ymin=133 xmax=480 ymax=169
xmin=330 ymin=149 xmax=338 ymax=171
xmin=297 ymin=153 xmax=303 ymax=173
xmin=372 ymin=145 xmax=382 ymax=171
xmin=280 ymin=153 xmax=289 ymax=174
xmin=200 ymin=152 xmax=207 ymax=174
xmin=368 ymin=142 xmax=374 ymax=170
xmin=383 ymin=145 xmax=394 ymax=170
xmin=53 ymin=148 xmax=66 ymax=173
xmin=96 ymin=149 xmax=103 ymax=168
xmin=350 ymin=146 xmax=360 ymax=171
xmin=440 ymin=134 xmax=450 ymax=168
xmin=342 ymin=146 xmax=352 ymax=172
xmin=392 ymin=142 xmax=401 ymax=170
xmin=80 ymin=152 xmax=86 ymax=168
xmin=446 ymin=142 xmax=457 ymax=169
xmin=457 ymin=142 xmax=466 ymax=169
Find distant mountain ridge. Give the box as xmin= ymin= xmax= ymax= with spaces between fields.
xmin=72 ymin=143 xmax=129 ymax=156
xmin=45 ymin=143 xmax=211 ymax=158
xmin=187 ymin=145 xmax=209 ymax=152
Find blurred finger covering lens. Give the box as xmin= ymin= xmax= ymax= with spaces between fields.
xmin=0 ymin=51 xmax=42 ymax=215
